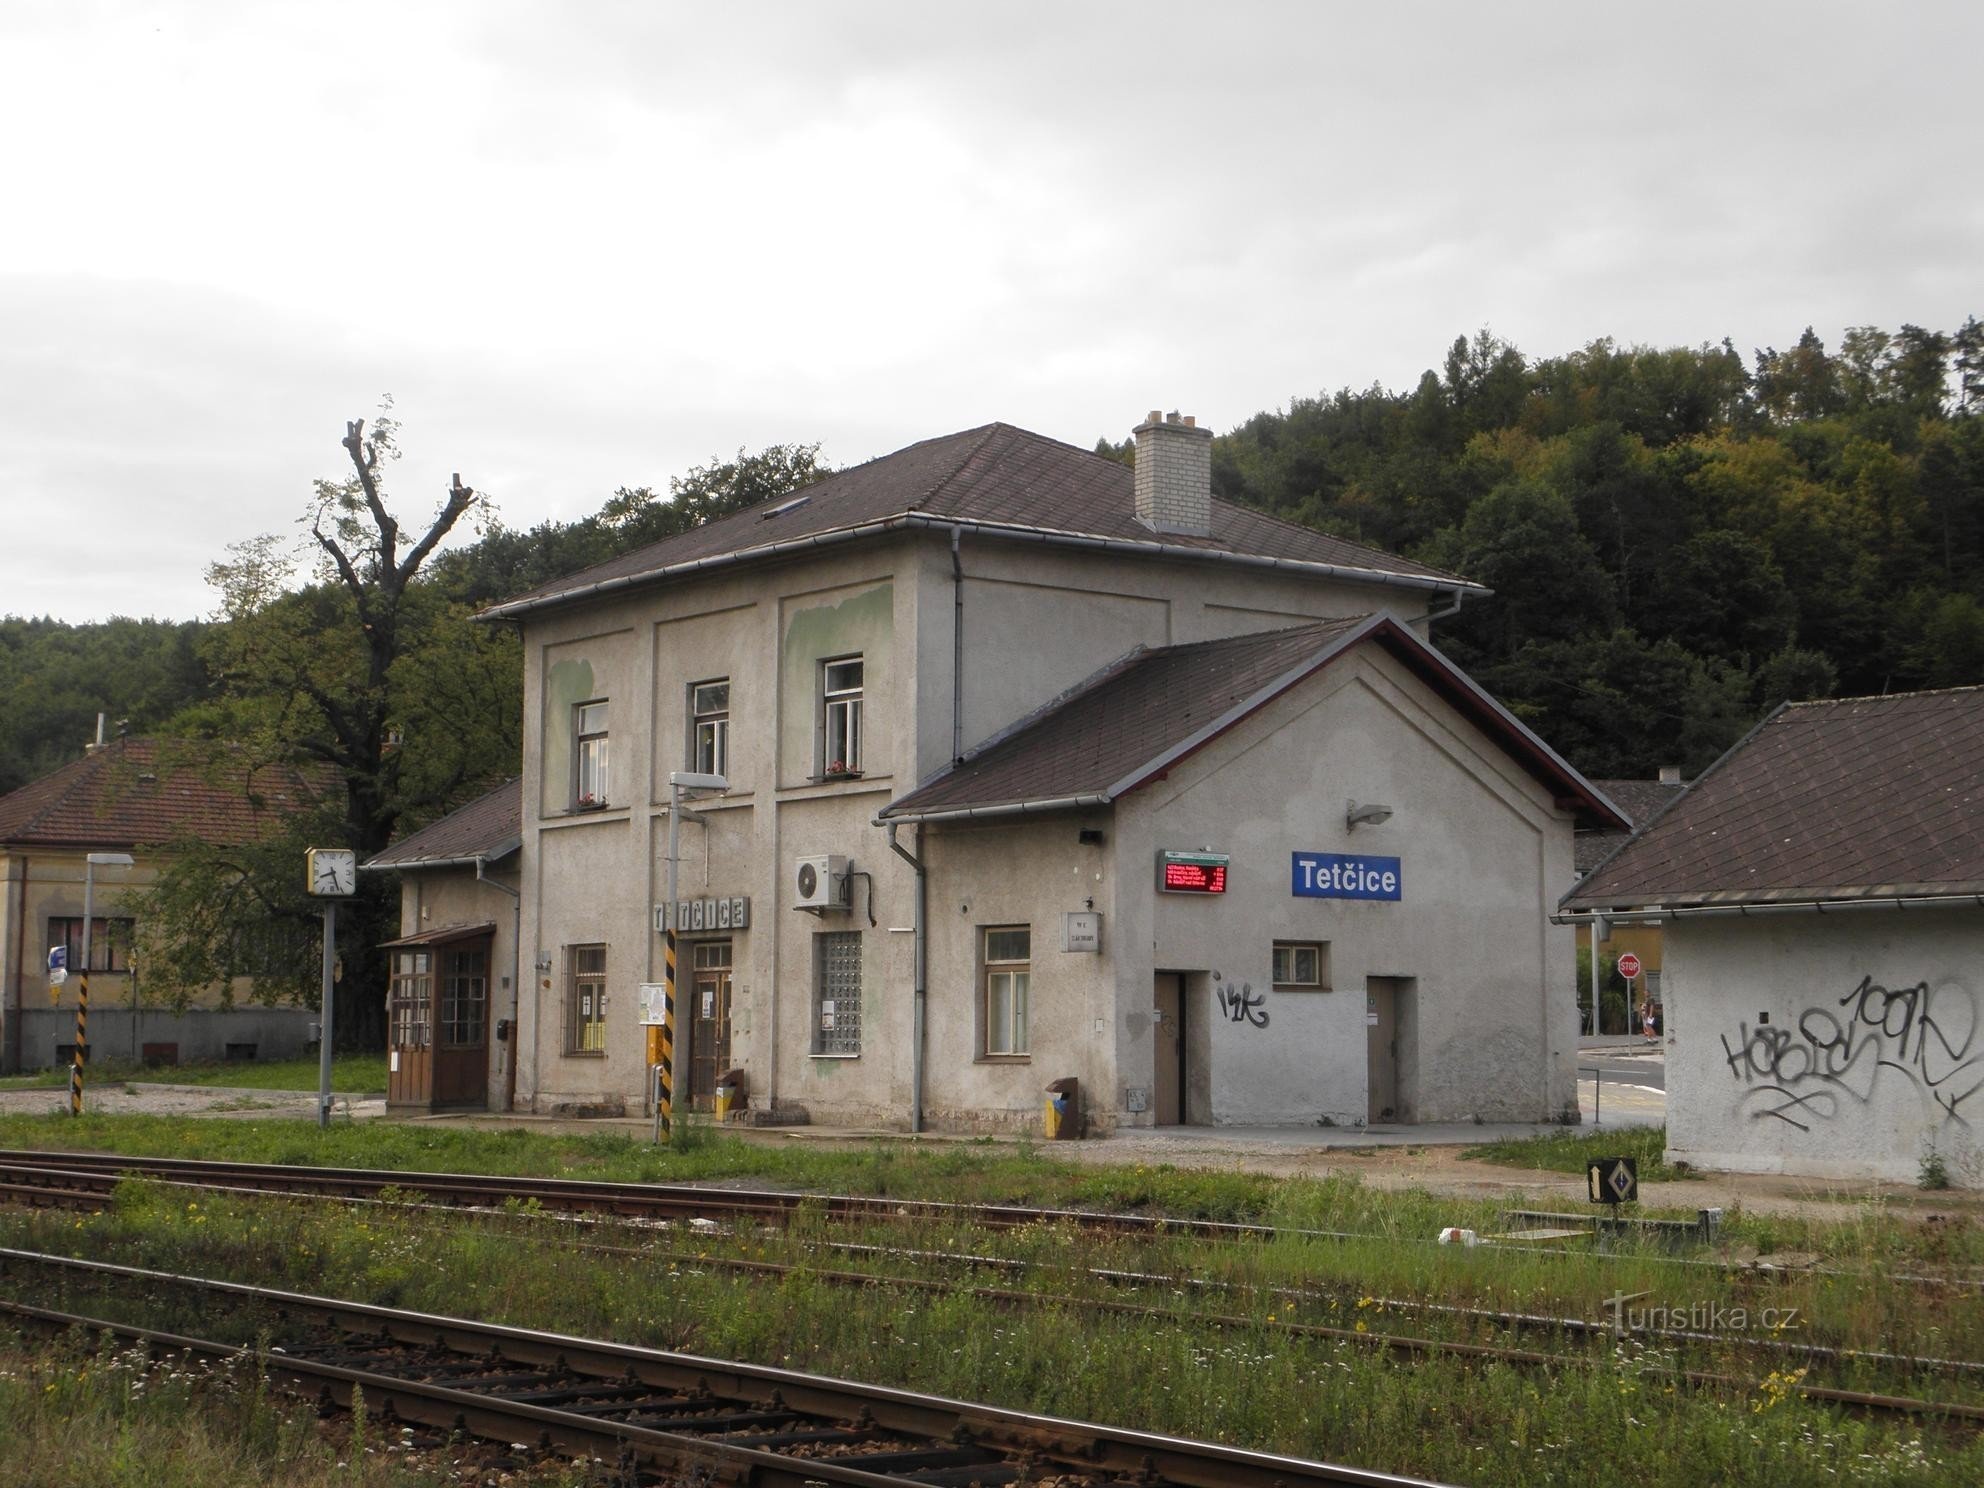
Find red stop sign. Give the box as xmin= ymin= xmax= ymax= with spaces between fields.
xmin=1617 ymin=952 xmax=1642 ymax=980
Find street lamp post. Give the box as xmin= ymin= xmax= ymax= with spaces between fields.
xmin=656 ymin=770 xmax=726 ymax=1142
xmin=74 ymin=852 xmax=135 ymax=1117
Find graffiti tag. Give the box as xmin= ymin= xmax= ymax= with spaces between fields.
xmin=1720 ymin=976 xmax=1983 ymax=1130
xmin=1217 ymin=982 xmax=1269 ymax=1029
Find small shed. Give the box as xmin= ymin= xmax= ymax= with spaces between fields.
xmin=1561 ymin=690 xmax=1984 ymax=1186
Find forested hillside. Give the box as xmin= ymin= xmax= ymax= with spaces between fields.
xmin=1205 ymin=322 xmax=1984 ymax=776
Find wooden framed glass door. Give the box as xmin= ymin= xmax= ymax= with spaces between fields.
xmin=387 ymin=950 xmax=433 ymax=1108
xmin=687 ymin=940 xmax=732 ymax=1108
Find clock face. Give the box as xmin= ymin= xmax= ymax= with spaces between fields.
xmin=309 ymin=848 xmax=357 ymax=897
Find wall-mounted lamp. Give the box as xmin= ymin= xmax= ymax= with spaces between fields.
xmin=1346 ymin=800 xmax=1393 ymax=831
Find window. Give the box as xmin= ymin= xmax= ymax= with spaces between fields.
xmin=440 ymin=946 xmax=487 ymax=1047
xmin=821 ymin=657 xmax=863 ymax=775
xmin=574 ymin=700 xmax=609 ymax=808
xmin=49 ymin=916 xmax=134 ymax=973
xmin=983 ymin=927 xmax=1031 ymax=1056
xmin=567 ymin=944 xmax=607 ymax=1054
xmin=691 ymin=680 xmax=730 ymax=778
xmin=812 ymin=931 xmax=862 ymax=1056
xmin=1272 ymin=941 xmax=1330 ymax=990
xmin=389 ymin=951 xmax=432 ymax=1049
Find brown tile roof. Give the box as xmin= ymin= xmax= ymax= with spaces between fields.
xmin=365 ymin=778 xmax=521 ymax=870
xmin=881 ymin=616 xmax=1626 ymax=829
xmin=0 ymin=738 xmax=331 ymax=850
xmin=1573 ymin=778 xmax=1689 ymax=873
xmin=1564 ymin=689 xmax=1984 ymax=910
xmin=481 ymin=422 xmax=1478 ymax=618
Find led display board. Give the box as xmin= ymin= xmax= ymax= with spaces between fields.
xmin=1158 ymin=850 xmax=1229 ymax=894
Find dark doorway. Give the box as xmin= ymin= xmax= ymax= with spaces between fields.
xmin=1153 ymin=971 xmax=1187 ymax=1124
xmin=1366 ymin=976 xmax=1414 ymax=1124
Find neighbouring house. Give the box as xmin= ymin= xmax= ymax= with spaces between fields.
xmin=479 ymin=411 xmax=1624 ymax=1131
xmin=0 ymin=735 xmax=329 ymax=1073
xmin=1560 ymin=689 xmax=1984 ymax=1186
xmin=362 ymin=777 xmax=522 ymax=1112
xmin=1572 ymin=770 xmax=1688 ymax=1033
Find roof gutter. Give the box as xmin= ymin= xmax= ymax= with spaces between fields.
xmin=360 ymin=837 xmax=522 ymax=874
xmin=477 ymin=512 xmax=1485 ymax=622
xmin=876 ymin=793 xmax=1111 ymax=827
xmin=1554 ymin=894 xmax=1984 ymax=925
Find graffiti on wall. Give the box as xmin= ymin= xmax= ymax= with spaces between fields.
xmin=1217 ymin=981 xmax=1269 ymax=1028
xmin=1719 ymin=976 xmax=1983 ymax=1130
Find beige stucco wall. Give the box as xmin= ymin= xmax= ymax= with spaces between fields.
xmin=1664 ymin=910 xmax=1984 ymax=1187
xmin=0 ymin=848 xmax=310 ymax=1073
xmin=1111 ymin=647 xmax=1580 ymax=1126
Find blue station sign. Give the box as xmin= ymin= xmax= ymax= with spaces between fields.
xmin=1292 ymin=852 xmax=1402 ymax=901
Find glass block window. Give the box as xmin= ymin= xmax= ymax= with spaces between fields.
xmin=813 ymin=931 xmax=862 ymax=1056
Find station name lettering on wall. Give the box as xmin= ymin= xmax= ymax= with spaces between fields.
xmin=655 ymin=897 xmax=751 ymax=932
xmin=1291 ymin=852 xmax=1402 ymax=902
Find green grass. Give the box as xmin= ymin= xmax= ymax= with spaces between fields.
xmin=0 ymin=1053 xmax=387 ymax=1094
xmin=1462 ymin=1123 xmax=1692 ymax=1180
xmin=7 ymin=1184 xmax=1979 ymax=1488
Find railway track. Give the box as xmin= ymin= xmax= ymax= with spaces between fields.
xmin=0 ymin=1246 xmax=1441 ymax=1488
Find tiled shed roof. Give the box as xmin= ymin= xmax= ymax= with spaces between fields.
xmin=365 ymin=778 xmax=521 ymax=870
xmin=881 ymin=616 xmax=1626 ymax=829
xmin=1573 ymin=778 xmax=1689 ymax=873
xmin=1563 ymin=689 xmax=1984 ymax=909
xmin=481 ymin=423 xmax=1478 ymax=618
xmin=0 ymin=738 xmax=330 ymax=850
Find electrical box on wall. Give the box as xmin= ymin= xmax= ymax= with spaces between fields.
xmin=792 ymin=854 xmax=850 ymax=912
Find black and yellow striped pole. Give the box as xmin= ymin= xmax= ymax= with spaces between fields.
xmin=73 ymin=852 xmax=133 ymax=1118
xmin=70 ymin=967 xmax=87 ymax=1118
xmin=657 ymin=771 xmax=726 ymax=1143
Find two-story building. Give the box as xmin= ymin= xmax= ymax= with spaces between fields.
xmin=476 ymin=412 xmax=1625 ymax=1131
xmin=0 ymin=735 xmax=328 ymax=1072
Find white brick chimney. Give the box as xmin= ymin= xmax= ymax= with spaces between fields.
xmin=1133 ymin=409 xmax=1213 ymax=537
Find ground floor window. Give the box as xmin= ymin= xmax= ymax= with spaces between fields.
xmin=49 ymin=916 xmax=135 ymax=973
xmin=812 ymin=931 xmax=862 ymax=1056
xmin=983 ymin=926 xmax=1030 ymax=1055
xmin=1272 ymin=940 xmax=1329 ymax=989
xmin=389 ymin=951 xmax=432 ymax=1048
xmin=567 ymin=944 xmax=607 ymax=1054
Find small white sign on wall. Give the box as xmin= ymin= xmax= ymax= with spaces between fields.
xmin=638 ymin=984 xmax=668 ymax=1026
xmin=1062 ymin=912 xmax=1102 ymax=953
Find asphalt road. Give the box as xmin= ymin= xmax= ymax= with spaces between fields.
xmin=1585 ymin=1051 xmax=1666 ymax=1092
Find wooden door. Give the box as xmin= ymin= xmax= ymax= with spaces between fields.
xmin=1367 ymin=978 xmax=1399 ymax=1124
xmin=387 ymin=950 xmax=433 ymax=1108
xmin=434 ymin=939 xmax=491 ymax=1108
xmin=1152 ymin=973 xmax=1184 ymax=1125
xmin=687 ymin=941 xmax=732 ymax=1108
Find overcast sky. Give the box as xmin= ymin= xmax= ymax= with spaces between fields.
xmin=3 ymin=1 xmax=1977 ymax=623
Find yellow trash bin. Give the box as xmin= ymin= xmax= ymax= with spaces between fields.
xmin=1044 ymin=1077 xmax=1079 ymax=1140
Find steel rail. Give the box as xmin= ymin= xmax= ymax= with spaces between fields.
xmin=0 ymin=1246 xmax=1443 ymax=1488
xmin=6 ymin=1148 xmax=1981 ymax=1294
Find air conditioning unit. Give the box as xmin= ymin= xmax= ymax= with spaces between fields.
xmin=792 ymin=854 xmax=850 ymax=912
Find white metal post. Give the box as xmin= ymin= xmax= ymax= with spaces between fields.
xmin=318 ymin=901 xmax=336 ymax=1128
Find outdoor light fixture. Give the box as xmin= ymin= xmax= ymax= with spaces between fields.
xmin=1346 ymin=800 xmax=1394 ymax=831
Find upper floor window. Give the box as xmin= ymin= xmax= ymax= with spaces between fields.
xmin=574 ymin=700 xmax=609 ymax=808
xmin=692 ymin=680 xmax=730 ymax=779
xmin=50 ymin=916 xmax=134 ymax=974
xmin=821 ymin=657 xmax=863 ymax=776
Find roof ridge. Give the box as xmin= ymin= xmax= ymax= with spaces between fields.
xmin=1788 ymin=684 xmax=1984 ymax=708
xmin=910 ymin=422 xmax=1008 ymax=512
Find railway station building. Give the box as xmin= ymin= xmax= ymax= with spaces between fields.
xmin=440 ymin=412 xmax=1623 ymax=1132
